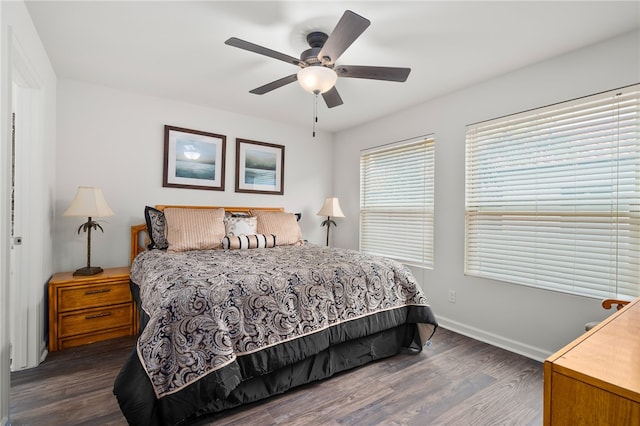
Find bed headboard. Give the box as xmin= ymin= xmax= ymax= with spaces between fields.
xmin=130 ymin=205 xmax=285 ymax=264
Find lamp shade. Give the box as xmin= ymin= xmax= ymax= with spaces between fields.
xmin=317 ymin=197 xmax=345 ymax=218
xmin=63 ymin=186 xmax=114 ymax=218
xmin=297 ymin=66 xmax=338 ymax=94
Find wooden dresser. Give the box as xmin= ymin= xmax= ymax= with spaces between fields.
xmin=543 ymin=297 xmax=640 ymax=425
xmin=48 ymin=266 xmax=138 ymax=351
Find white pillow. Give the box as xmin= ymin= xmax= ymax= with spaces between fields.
xmin=224 ymin=216 xmax=258 ymax=236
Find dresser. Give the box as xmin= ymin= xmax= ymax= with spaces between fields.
xmin=48 ymin=266 xmax=138 ymax=351
xmin=543 ymin=297 xmax=640 ymax=425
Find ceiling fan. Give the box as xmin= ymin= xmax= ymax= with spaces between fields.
xmin=225 ymin=10 xmax=411 ymax=108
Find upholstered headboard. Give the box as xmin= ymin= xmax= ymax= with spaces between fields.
xmin=130 ymin=205 xmax=284 ymax=264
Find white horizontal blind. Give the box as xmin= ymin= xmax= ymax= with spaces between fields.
xmin=465 ymin=85 xmax=640 ymax=299
xmin=360 ymin=136 xmax=435 ymax=268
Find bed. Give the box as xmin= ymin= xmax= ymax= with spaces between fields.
xmin=114 ymin=205 xmax=438 ymax=425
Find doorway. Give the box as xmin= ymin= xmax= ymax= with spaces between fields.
xmin=8 ymin=37 xmax=47 ymax=372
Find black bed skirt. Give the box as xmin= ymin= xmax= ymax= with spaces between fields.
xmin=114 ymin=282 xmax=436 ymax=426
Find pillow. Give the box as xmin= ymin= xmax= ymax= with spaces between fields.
xmin=163 ymin=207 xmax=226 ymax=252
xmin=144 ymin=206 xmax=168 ymax=250
xmin=221 ymin=234 xmax=276 ymax=250
xmin=224 ymin=216 xmax=258 ymax=236
xmin=224 ymin=210 xmax=250 ymax=218
xmin=250 ymin=210 xmax=303 ymax=246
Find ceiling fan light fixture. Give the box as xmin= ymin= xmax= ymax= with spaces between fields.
xmin=297 ymin=66 xmax=338 ymax=94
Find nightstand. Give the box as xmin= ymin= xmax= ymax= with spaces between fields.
xmin=48 ymin=266 xmax=138 ymax=351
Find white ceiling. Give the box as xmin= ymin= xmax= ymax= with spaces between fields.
xmin=25 ymin=1 xmax=640 ymax=133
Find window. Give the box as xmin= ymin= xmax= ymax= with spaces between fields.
xmin=465 ymin=85 xmax=640 ymax=299
xmin=360 ymin=136 xmax=435 ymax=268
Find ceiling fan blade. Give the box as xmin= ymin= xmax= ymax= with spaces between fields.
xmin=335 ymin=65 xmax=411 ymax=82
xmin=322 ymin=87 xmax=343 ymax=108
xmin=249 ymin=74 xmax=298 ymax=95
xmin=225 ymin=37 xmax=303 ymax=66
xmin=318 ymin=10 xmax=370 ymax=65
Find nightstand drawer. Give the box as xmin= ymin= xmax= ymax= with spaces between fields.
xmin=58 ymin=303 xmax=133 ymax=338
xmin=58 ymin=281 xmax=131 ymax=312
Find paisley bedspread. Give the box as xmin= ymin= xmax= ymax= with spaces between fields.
xmin=130 ymin=244 xmax=436 ymax=399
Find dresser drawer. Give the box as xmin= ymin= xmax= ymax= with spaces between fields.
xmin=58 ymin=281 xmax=131 ymax=312
xmin=58 ymin=303 xmax=133 ymax=338
xmin=58 ymin=327 xmax=134 ymax=351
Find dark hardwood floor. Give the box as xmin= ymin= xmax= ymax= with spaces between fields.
xmin=9 ymin=328 xmax=543 ymax=425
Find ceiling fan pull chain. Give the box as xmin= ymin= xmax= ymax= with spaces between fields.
xmin=313 ymin=92 xmax=319 ymax=137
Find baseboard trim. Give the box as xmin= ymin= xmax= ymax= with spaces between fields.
xmin=436 ymin=316 xmax=551 ymax=362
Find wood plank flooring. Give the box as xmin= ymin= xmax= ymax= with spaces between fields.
xmin=9 ymin=328 xmax=543 ymax=425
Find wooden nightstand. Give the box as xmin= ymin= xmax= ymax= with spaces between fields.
xmin=543 ymin=297 xmax=640 ymax=424
xmin=48 ymin=266 xmax=138 ymax=352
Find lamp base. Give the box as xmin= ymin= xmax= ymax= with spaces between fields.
xmin=73 ymin=266 xmax=103 ymax=276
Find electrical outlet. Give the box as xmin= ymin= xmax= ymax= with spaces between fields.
xmin=448 ymin=290 xmax=456 ymax=303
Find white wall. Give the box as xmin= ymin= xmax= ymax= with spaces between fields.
xmin=333 ymin=30 xmax=640 ymax=361
xmin=54 ymin=79 xmax=334 ymax=272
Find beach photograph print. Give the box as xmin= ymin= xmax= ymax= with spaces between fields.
xmin=235 ymin=139 xmax=284 ymax=195
xmin=163 ymin=125 xmax=226 ymax=191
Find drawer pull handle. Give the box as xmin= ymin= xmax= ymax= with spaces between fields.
xmin=85 ymin=289 xmax=111 ymax=295
xmin=85 ymin=312 xmax=112 ymax=320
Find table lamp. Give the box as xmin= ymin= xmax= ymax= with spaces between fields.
xmin=63 ymin=186 xmax=114 ymax=276
xmin=317 ymin=197 xmax=345 ymax=246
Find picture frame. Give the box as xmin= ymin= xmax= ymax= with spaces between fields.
xmin=163 ymin=125 xmax=226 ymax=191
xmin=235 ymin=138 xmax=285 ymax=195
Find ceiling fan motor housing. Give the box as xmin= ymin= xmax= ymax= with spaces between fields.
xmin=302 ymin=32 xmax=330 ymax=66
xmin=300 ymin=48 xmax=323 ymax=66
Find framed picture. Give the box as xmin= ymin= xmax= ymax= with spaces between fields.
xmin=235 ymin=138 xmax=284 ymax=195
xmin=163 ymin=125 xmax=226 ymax=191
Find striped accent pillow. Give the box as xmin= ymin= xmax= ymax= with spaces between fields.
xmin=222 ymin=234 xmax=276 ymax=250
xmin=250 ymin=210 xmax=303 ymax=246
xmin=164 ymin=207 xmax=226 ymax=252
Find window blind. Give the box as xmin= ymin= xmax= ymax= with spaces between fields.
xmin=465 ymin=85 xmax=640 ymax=299
xmin=360 ymin=136 xmax=435 ymax=268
